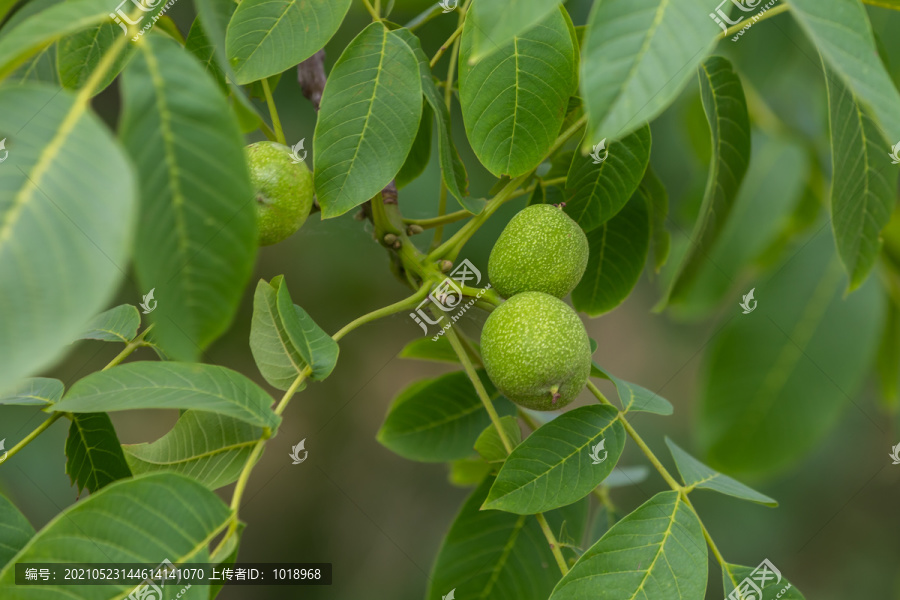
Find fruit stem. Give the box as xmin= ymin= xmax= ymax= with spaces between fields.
xmin=260 ymin=78 xmax=286 ymax=146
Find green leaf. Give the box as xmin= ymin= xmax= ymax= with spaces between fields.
xmin=314 ymin=24 xmax=423 ymax=218
xmin=51 ymin=362 xmax=280 ymax=430
xmin=57 ymin=22 xmax=135 ymax=92
xmin=876 ymin=293 xmax=900 ymax=410
xmin=722 ymin=562 xmax=806 ymax=600
xmin=120 ymin=34 xmax=256 ymax=362
xmin=591 ymin=365 xmax=674 ymax=415
xmin=826 ymin=62 xmax=899 ymax=291
xmin=580 ymin=0 xmax=717 ymax=142
xmin=564 ymin=125 xmax=651 ymax=232
xmin=484 ymin=405 xmax=625 ymax=514
xmin=643 ymin=167 xmax=671 ymax=273
xmin=249 ymin=278 xmax=308 ymax=390
xmin=376 ymin=371 xmax=516 ymax=463
xmin=0 ymin=473 xmax=231 ymax=593
xmin=699 ymin=229 xmax=883 ymax=477
xmin=0 ymin=492 xmax=34 ymax=571
xmin=208 ymin=521 xmax=245 ymax=599
xmin=662 ymin=55 xmax=751 ymax=308
xmin=0 ymin=0 xmax=64 ymax=86
xmin=398 ymin=336 xmax=481 ymax=364
xmin=65 ymin=412 xmax=132 ymax=496
xmin=666 ymin=437 xmax=777 ymax=506
xmin=459 ymin=7 xmax=577 ymax=177
xmin=185 ymin=15 xmax=228 ymax=91
xmin=549 ymin=491 xmax=707 ymax=600
xmin=123 ymin=411 xmax=262 ymax=490
xmin=395 ymin=102 xmax=433 ymax=189
xmin=790 ymin=0 xmax=900 ymax=142
xmin=448 ymin=458 xmax=492 ymax=487
xmin=0 ymin=377 xmax=64 ymax=405
xmin=0 ymin=85 xmax=136 ymax=395
xmin=392 ymin=28 xmax=470 ymax=208
xmin=605 ymin=465 xmax=650 ymax=488
xmin=428 ymin=476 xmax=586 ymax=600
xmin=225 ymin=0 xmax=351 ymax=85
xmin=474 ymin=416 xmax=522 ymax=463
xmin=572 ymin=190 xmax=650 ymax=316
xmin=0 ymin=0 xmax=121 ymax=80
xmin=77 ymin=304 xmax=140 ymax=343
xmin=465 ymin=0 xmax=562 ymax=63
xmin=275 ymin=277 xmax=339 ymax=381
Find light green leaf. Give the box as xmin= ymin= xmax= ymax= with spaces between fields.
xmin=0 ymin=473 xmax=231 ymax=594
xmin=580 ymin=0 xmax=717 ymax=142
xmin=275 ymin=276 xmax=339 ymax=381
xmin=77 ymin=304 xmax=140 ymax=343
xmin=572 ymin=190 xmax=650 ymax=316
xmin=429 ymin=476 xmax=587 ymax=600
xmin=643 ymin=167 xmax=671 ymax=273
xmin=549 ymin=491 xmax=707 ymax=600
xmin=123 ymin=411 xmax=262 ymax=490
xmin=57 ymin=22 xmax=135 ymax=93
xmin=1 ymin=0 xmax=63 ymax=86
xmin=0 ymin=377 xmax=64 ymax=405
xmin=314 ymin=24 xmax=423 ymax=218
xmin=564 ymin=125 xmax=651 ymax=232
xmin=0 ymin=84 xmax=136 ymax=395
xmin=666 ymin=437 xmax=776 ymax=506
xmin=826 ymin=62 xmax=899 ymax=291
xmin=0 ymin=0 xmax=122 ymax=80
xmin=225 ymin=0 xmax=351 ymax=85
xmin=662 ymin=55 xmax=751 ymax=308
xmin=723 ymin=562 xmax=806 ymax=600
xmin=484 ymin=405 xmax=625 ymax=514
xmin=699 ymin=229 xmax=883 ymax=476
xmin=465 ymin=0 xmax=562 ymax=63
xmin=249 ymin=277 xmax=308 ymax=390
xmin=459 ymin=7 xmax=577 ymax=177
xmin=392 ymin=28 xmax=470 ymax=207
xmin=398 ymin=336 xmax=480 ymax=364
xmin=51 ymin=362 xmax=280 ymax=430
xmin=376 ymin=371 xmax=516 ymax=463
xmin=474 ymin=416 xmax=521 ymax=463
xmin=790 ymin=0 xmax=900 ymax=142
xmin=591 ymin=365 xmax=673 ymax=416
xmin=120 ymin=34 xmax=256 ymax=362
xmin=65 ymin=412 xmax=132 ymax=496
xmin=0 ymin=492 xmax=33 ymax=571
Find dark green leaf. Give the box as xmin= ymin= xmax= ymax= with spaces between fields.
xmin=0 ymin=377 xmax=64 ymax=405
xmin=65 ymin=412 xmax=132 ymax=496
xmin=51 ymin=362 xmax=280 ymax=430
xmin=377 ymin=371 xmax=515 ymax=463
xmin=314 ymin=24 xmax=423 ymax=218
xmin=185 ymin=15 xmax=228 ymax=91
xmin=250 ymin=277 xmax=308 ymax=390
xmin=549 ymin=491 xmax=707 ymax=600
xmin=123 ymin=411 xmax=262 ymax=490
xmin=120 ymin=34 xmax=256 ymax=362
xmin=474 ymin=416 xmax=521 ymax=463
xmin=57 ymin=22 xmax=135 ymax=92
xmin=396 ymin=101 xmax=433 ymax=189
xmin=484 ymin=405 xmax=625 ymax=514
xmin=77 ymin=304 xmax=140 ymax=343
xmin=591 ymin=365 xmax=673 ymax=415
xmin=666 ymin=437 xmax=776 ymax=506
xmin=459 ymin=7 xmax=577 ymax=177
xmin=0 ymin=492 xmax=33 ymax=571
xmin=642 ymin=167 xmax=670 ymax=273
xmin=275 ymin=276 xmax=339 ymax=381
xmin=723 ymin=562 xmax=806 ymax=600
xmin=564 ymin=125 xmax=651 ymax=232
xmin=572 ymin=190 xmax=650 ymax=316
xmin=225 ymin=0 xmax=352 ymax=85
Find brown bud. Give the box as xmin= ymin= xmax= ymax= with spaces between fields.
xmin=297 ymin=50 xmax=326 ymax=111
xmin=381 ymin=180 xmax=398 ymax=205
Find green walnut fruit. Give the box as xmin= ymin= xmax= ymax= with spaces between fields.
xmin=481 ymin=291 xmax=591 ymax=411
xmin=246 ymin=141 xmax=314 ymax=246
xmin=488 ymin=204 xmax=589 ymax=298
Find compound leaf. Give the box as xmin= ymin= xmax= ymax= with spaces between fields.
xmin=275 ymin=276 xmax=339 ymax=381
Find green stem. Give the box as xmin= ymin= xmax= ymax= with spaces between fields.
xmin=332 ymin=287 xmax=430 ymax=342
xmin=260 ymin=78 xmax=286 ymax=145
xmin=405 ymin=210 xmax=471 ymax=229
xmin=429 ymin=22 xmax=465 ymax=68
xmin=361 ymin=0 xmax=380 ymax=20
xmin=681 ymin=492 xmax=735 ymax=584
xmin=104 ymin=324 xmax=155 ymax=371
xmin=720 ymin=3 xmax=789 ymax=38
xmin=535 ymin=512 xmax=569 ymax=576
xmin=1 ymin=413 xmax=65 ymax=465
xmin=595 ymin=485 xmax=618 ymax=528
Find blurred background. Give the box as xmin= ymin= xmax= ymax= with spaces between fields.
xmin=2 ymin=0 xmax=900 ymax=598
